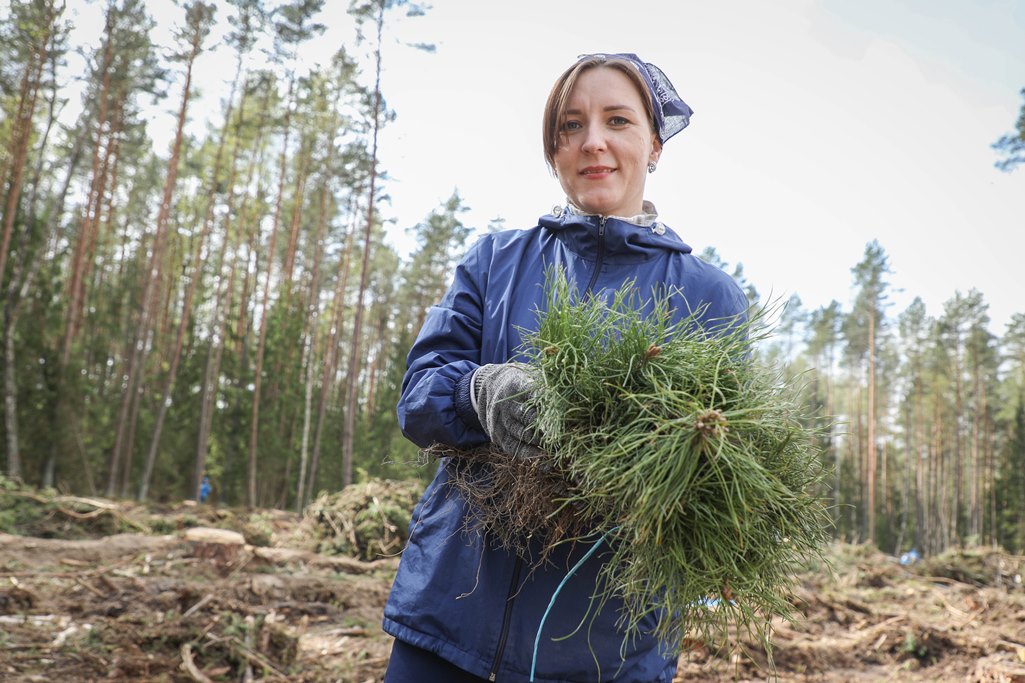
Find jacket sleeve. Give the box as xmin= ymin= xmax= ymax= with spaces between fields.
xmin=709 ymin=274 xmax=751 ymax=325
xmin=690 ymin=260 xmax=751 ymax=336
xmin=397 ymin=238 xmax=490 ymax=449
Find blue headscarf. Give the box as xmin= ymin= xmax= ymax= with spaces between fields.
xmin=578 ymin=53 xmax=694 ymax=144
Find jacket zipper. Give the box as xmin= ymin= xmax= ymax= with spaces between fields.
xmin=489 ymin=215 xmax=605 ymax=681
xmin=583 ymin=216 xmax=608 ymax=295
xmin=488 ymin=554 xmax=524 ymax=681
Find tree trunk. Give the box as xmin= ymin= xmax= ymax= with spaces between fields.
xmin=970 ymin=362 xmax=980 ymax=540
xmin=2 ymin=152 xmax=60 ymax=480
xmin=2 ymin=303 xmax=21 ymax=479
xmin=25 ymin=47 xmax=63 ymax=232
xmin=295 ymin=144 xmax=335 ymax=511
xmin=342 ymin=0 xmax=386 ymax=488
xmin=108 ymin=19 xmax=201 ymax=496
xmin=3 ymin=10 xmax=63 ymax=480
xmin=866 ymin=309 xmax=877 ymax=544
xmin=246 ymin=73 xmax=296 ymax=507
xmin=297 ymin=329 xmax=316 ymax=511
xmin=42 ymin=107 xmax=91 ymax=490
xmin=139 ymin=40 xmax=244 ymax=501
xmin=0 ymin=1 xmax=57 ymax=288
xmin=194 ymin=137 xmax=253 ymax=503
xmin=307 ymin=208 xmax=357 ymax=506
xmin=952 ymin=342 xmax=963 ymax=545
xmin=62 ymin=22 xmax=115 ymax=369
xmin=282 ymin=133 xmax=313 ymax=286
xmin=914 ymin=382 xmax=925 ymax=552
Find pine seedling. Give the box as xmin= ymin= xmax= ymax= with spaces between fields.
xmin=440 ymin=267 xmax=832 ymax=659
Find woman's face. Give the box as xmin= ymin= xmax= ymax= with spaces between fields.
xmin=553 ymin=66 xmax=661 ymax=217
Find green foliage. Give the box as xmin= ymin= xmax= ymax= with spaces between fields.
xmin=993 ymin=87 xmax=1025 ymax=172
xmin=900 ymin=631 xmax=928 ymax=660
xmin=996 ymin=397 xmax=1025 ymax=553
xmin=448 ymin=270 xmax=833 ymax=653
xmin=845 ymin=239 xmax=892 ymax=364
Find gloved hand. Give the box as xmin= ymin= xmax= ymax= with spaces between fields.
xmin=473 ymin=363 xmax=544 ymax=459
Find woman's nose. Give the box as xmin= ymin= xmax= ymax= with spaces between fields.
xmin=581 ymin=126 xmax=607 ymax=153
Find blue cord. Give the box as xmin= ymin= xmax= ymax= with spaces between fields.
xmin=529 ymin=527 xmax=618 ymax=682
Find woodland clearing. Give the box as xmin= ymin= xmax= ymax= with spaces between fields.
xmin=1 ymin=479 xmax=1024 ymax=683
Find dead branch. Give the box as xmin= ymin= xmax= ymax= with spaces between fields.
xmin=251 ymin=546 xmax=398 ymax=574
xmin=219 ymin=633 xmax=289 ymax=681
xmin=182 ymin=593 xmax=214 ymax=619
xmin=4 ymin=490 xmax=150 ymax=532
xmin=73 ymin=576 xmax=106 ymax=598
xmin=180 ymin=643 xmax=214 ymax=683
xmin=321 ymin=626 xmax=369 ymax=637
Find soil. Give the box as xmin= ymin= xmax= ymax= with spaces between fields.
xmin=2 ymin=486 xmax=1024 ymax=682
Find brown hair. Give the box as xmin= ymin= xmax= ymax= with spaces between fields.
xmin=542 ymin=55 xmax=658 ymax=169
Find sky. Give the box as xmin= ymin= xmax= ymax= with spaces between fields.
xmin=64 ymin=0 xmax=1025 ymax=335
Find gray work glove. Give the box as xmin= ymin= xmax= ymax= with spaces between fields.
xmin=473 ymin=363 xmax=544 ymax=459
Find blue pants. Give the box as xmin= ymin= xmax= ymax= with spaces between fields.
xmin=383 ymin=639 xmax=489 ymax=683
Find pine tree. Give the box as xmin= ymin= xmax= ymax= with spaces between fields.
xmin=993 ymin=87 xmax=1025 ymax=172
xmin=246 ymin=0 xmax=324 ymax=507
xmin=847 ymin=240 xmax=892 ymax=544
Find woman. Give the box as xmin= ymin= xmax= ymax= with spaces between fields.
xmin=383 ymin=53 xmax=748 ymax=682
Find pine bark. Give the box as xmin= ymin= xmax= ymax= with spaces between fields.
xmin=0 ymin=0 xmax=58 ymax=289
xmin=247 ymin=74 xmax=296 ymax=507
xmin=139 ymin=28 xmax=242 ymax=501
xmin=307 ymin=210 xmax=355 ymax=505
xmin=342 ymin=0 xmax=386 ymax=488
xmin=295 ymin=143 xmax=335 ymax=510
xmin=867 ymin=310 xmax=877 ymax=543
xmin=108 ymin=12 xmax=203 ymax=496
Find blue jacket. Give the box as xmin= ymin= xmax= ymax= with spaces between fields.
xmin=383 ymin=207 xmax=748 ymax=682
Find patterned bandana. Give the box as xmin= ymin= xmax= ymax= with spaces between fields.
xmin=578 ymin=53 xmax=693 ymax=144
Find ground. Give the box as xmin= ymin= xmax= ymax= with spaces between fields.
xmin=1 ymin=482 xmax=1024 ymax=682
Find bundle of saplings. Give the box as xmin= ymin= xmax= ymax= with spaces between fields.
xmin=437 ymin=268 xmax=832 ymax=654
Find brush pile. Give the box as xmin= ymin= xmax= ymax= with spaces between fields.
xmin=439 ymin=270 xmax=832 ymax=651
xmin=296 ymin=479 xmax=424 ymax=561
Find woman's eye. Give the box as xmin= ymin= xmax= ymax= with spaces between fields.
xmin=609 ymin=116 xmax=630 ymax=126
xmin=560 ymin=120 xmax=582 ymax=132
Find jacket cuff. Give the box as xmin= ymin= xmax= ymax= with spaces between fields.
xmin=454 ymin=368 xmax=483 ymax=432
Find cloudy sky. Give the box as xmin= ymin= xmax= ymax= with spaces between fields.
xmin=368 ymin=0 xmax=1025 ymax=335
xmin=67 ymin=0 xmax=1025 ymax=334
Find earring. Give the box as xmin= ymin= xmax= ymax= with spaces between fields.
xmin=647 ymin=161 xmax=657 ymax=173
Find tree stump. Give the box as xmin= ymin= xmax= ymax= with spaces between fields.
xmin=183 ymin=527 xmax=248 ymax=573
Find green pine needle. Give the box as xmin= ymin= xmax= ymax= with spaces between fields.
xmin=435 ymin=267 xmax=832 ymax=659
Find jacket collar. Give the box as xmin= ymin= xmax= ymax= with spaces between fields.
xmin=565 ymin=200 xmax=660 ymax=227
xmin=537 ymin=202 xmax=693 ymax=263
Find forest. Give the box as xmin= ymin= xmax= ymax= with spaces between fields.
xmin=2 ymin=0 xmax=1025 ymax=562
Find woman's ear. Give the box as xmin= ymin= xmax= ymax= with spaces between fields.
xmin=650 ymin=138 xmax=663 ymax=165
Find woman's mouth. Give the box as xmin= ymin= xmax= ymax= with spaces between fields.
xmin=581 ymin=166 xmax=614 ymax=176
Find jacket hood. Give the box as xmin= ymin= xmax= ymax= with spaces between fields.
xmin=538 ymin=206 xmax=693 ymax=264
